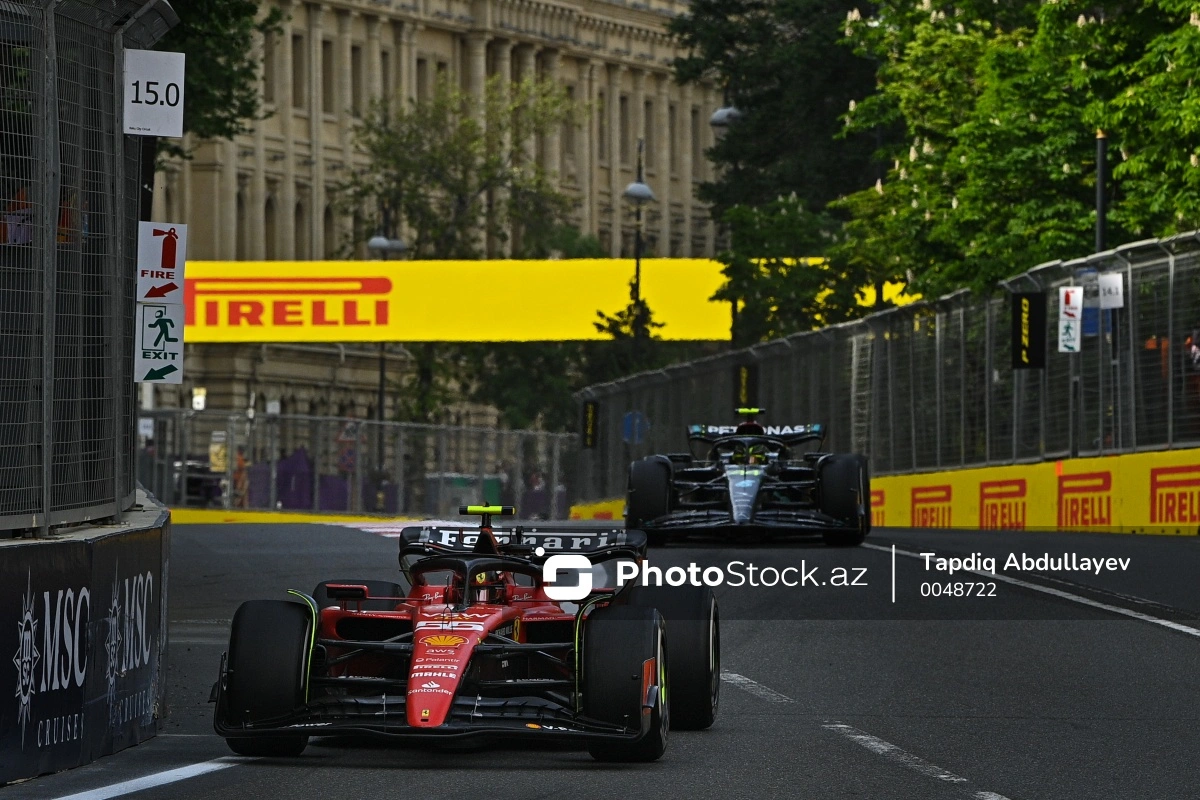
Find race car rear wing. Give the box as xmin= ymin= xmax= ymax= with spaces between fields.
xmin=686 ymin=422 xmax=826 ymax=446
xmin=397 ymin=525 xmax=647 ymax=563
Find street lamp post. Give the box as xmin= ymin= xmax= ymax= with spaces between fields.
xmin=622 ymin=139 xmax=656 ymax=348
xmin=366 ymin=223 xmax=406 ymax=505
xmin=710 ymin=89 xmax=742 ymax=341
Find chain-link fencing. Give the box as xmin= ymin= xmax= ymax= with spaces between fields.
xmin=136 ymin=409 xmax=579 ymax=519
xmin=0 ymin=1 xmax=175 ymax=535
xmin=575 ymin=232 xmax=1200 ymax=501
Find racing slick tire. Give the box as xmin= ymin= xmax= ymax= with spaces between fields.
xmin=626 ymin=458 xmax=672 ymax=547
xmin=626 ymin=585 xmax=719 ymax=730
xmin=583 ymin=605 xmax=669 ymax=762
xmin=221 ymin=599 xmax=312 ymax=757
xmin=819 ymin=454 xmax=871 ymax=547
xmin=313 ymin=579 xmax=406 ymax=611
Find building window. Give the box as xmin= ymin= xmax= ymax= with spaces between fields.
xmin=263 ymin=33 xmax=276 ymax=103
xmin=668 ymin=104 xmax=677 ymax=174
xmin=619 ymin=94 xmax=630 ymax=165
xmin=644 ymin=99 xmax=654 ymax=169
xmin=416 ymin=58 xmax=428 ymax=102
xmin=381 ymin=50 xmax=392 ymax=109
xmin=323 ymin=205 xmax=336 ymax=258
xmin=351 ymin=45 xmax=363 ymax=117
xmin=691 ymin=107 xmax=701 ymax=177
xmin=597 ymin=91 xmax=606 ymax=162
xmin=236 ymin=193 xmax=248 ymax=259
xmin=292 ymin=34 xmax=306 ymax=109
xmin=294 ymin=202 xmax=308 ymax=259
xmin=264 ymin=198 xmax=277 ymax=259
xmin=322 ymin=40 xmax=334 ymax=114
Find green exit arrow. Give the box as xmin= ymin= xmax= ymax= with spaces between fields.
xmin=142 ymin=365 xmax=178 ymax=381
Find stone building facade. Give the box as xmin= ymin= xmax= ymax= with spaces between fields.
xmin=152 ymin=0 xmax=720 ymax=420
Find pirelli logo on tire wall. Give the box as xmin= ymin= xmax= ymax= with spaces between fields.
xmin=570 ymin=448 xmax=1200 ymax=534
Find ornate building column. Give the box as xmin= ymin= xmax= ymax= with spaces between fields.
xmin=577 ymin=59 xmax=594 ymax=234
xmin=679 ymin=81 xmax=693 ymax=257
xmin=607 ymin=63 xmax=623 ymax=257
xmin=515 ymin=45 xmax=538 ymax=165
xmin=654 ymin=72 xmax=671 ymax=255
xmin=543 ymin=49 xmax=562 ymax=183
xmin=466 ymin=32 xmax=489 ymax=121
xmin=366 ymin=15 xmax=382 ymax=104
xmin=278 ymin=0 xmax=296 ymax=260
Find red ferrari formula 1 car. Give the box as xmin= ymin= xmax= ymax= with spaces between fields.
xmin=212 ymin=506 xmax=719 ymax=762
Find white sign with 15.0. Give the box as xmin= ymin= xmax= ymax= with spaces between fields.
xmin=124 ymin=49 xmax=185 ymax=137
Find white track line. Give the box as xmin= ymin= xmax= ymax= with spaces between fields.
xmin=50 ymin=757 xmax=250 ymax=800
xmin=720 ymin=671 xmax=795 ymax=703
xmin=823 ymin=723 xmax=1012 ymax=800
xmin=863 ymin=542 xmax=1200 ymax=638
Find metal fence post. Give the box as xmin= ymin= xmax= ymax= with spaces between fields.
xmin=549 ymin=434 xmax=562 ymax=520
xmin=36 ymin=0 xmax=60 ymax=536
xmin=223 ymin=417 xmax=235 ymax=509
xmin=268 ymin=416 xmax=278 ymax=510
xmin=395 ymin=426 xmax=406 ymax=513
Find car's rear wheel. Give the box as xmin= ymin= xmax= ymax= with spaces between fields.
xmin=313 ymin=579 xmax=406 ymax=611
xmin=819 ymin=454 xmax=870 ymax=546
xmin=221 ymin=599 xmax=312 ymax=757
xmin=625 ymin=585 xmax=719 ymax=730
xmin=583 ymin=605 xmax=668 ymax=762
xmin=626 ymin=458 xmax=672 ymax=546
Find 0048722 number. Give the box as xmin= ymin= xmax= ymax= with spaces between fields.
xmin=130 ymin=80 xmax=180 ymax=107
xmin=919 ymin=582 xmax=997 ymax=598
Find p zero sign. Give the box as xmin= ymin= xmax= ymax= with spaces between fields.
xmin=1010 ymin=292 xmax=1046 ymax=369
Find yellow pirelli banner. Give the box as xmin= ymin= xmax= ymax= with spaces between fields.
xmin=570 ymin=448 xmax=1200 ymax=535
xmin=871 ymin=448 xmax=1200 ymax=535
xmin=185 ymin=259 xmax=730 ymax=342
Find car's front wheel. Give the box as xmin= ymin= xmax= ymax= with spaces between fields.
xmin=626 ymin=585 xmax=719 ymax=730
xmin=219 ymin=599 xmax=312 ymax=757
xmin=583 ymin=605 xmax=669 ymax=762
xmin=819 ymin=454 xmax=870 ymax=546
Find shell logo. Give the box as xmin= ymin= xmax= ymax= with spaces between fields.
xmin=420 ymin=634 xmax=467 ymax=647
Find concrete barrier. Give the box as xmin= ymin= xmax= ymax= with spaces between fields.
xmin=0 ymin=490 xmax=169 ymax=784
xmin=570 ymin=447 xmax=1200 ymax=535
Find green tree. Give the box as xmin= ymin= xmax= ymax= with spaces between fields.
xmin=670 ymin=0 xmax=882 ymax=214
xmin=337 ymin=75 xmax=576 ymax=259
xmin=154 ymin=0 xmax=282 ymax=159
xmin=714 ymin=195 xmax=860 ymax=346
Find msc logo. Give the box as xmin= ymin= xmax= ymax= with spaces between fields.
xmin=1150 ymin=464 xmax=1200 ymax=524
xmin=911 ymin=486 xmax=952 ymax=528
xmin=1057 ymin=471 xmax=1112 ymax=527
xmin=979 ymin=479 xmax=1026 ymax=530
xmin=185 ymin=277 xmax=392 ymax=328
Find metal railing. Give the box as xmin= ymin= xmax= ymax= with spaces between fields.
xmin=0 ymin=1 xmax=176 ymax=534
xmin=574 ymin=232 xmax=1200 ymax=500
xmin=136 ymin=409 xmax=579 ymax=519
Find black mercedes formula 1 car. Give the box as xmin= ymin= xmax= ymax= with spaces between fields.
xmin=625 ymin=409 xmax=871 ymax=546
xmin=211 ymin=506 xmax=719 ymax=762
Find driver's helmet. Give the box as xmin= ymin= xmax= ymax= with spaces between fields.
xmin=736 ymin=421 xmax=765 ymax=435
xmin=730 ymin=443 xmax=768 ymax=465
xmin=470 ymin=570 xmax=507 ymax=604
